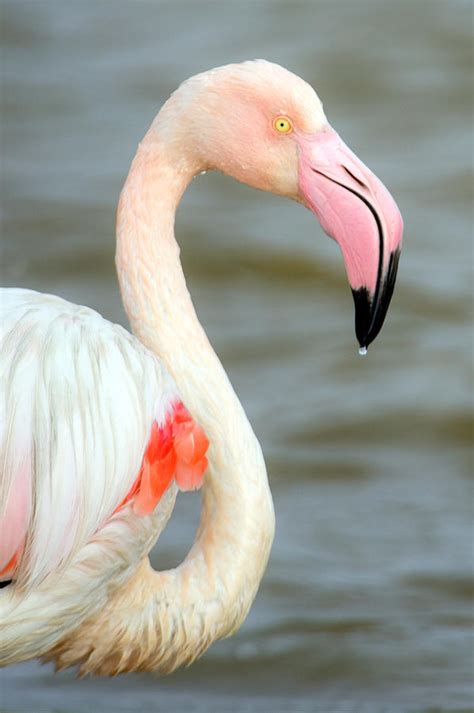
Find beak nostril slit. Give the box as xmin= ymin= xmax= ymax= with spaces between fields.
xmin=342 ymin=165 xmax=367 ymax=189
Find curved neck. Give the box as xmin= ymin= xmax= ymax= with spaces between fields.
xmin=115 ymin=132 xmax=275 ymax=670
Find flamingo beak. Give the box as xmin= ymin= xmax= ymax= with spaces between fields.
xmin=297 ymin=125 xmax=403 ymax=350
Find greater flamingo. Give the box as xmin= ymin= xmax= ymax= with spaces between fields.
xmin=0 ymin=61 xmax=403 ymax=675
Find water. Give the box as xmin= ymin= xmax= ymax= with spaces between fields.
xmin=1 ymin=1 xmax=472 ymax=711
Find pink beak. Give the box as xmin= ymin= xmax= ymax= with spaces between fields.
xmin=297 ymin=124 xmax=403 ymax=349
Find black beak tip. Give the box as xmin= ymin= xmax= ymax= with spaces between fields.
xmin=351 ymin=249 xmax=401 ymax=349
xmin=351 ymin=286 xmax=373 ymax=348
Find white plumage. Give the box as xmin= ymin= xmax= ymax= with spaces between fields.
xmin=0 ymin=288 xmax=179 ymax=589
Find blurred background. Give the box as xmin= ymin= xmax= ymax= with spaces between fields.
xmin=1 ymin=1 xmax=472 ymax=712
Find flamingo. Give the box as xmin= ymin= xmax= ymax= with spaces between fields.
xmin=0 ymin=60 xmax=403 ymax=675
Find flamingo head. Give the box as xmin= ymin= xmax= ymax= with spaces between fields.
xmin=161 ymin=60 xmax=403 ymax=350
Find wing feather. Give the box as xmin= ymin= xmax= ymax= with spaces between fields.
xmin=0 ymin=288 xmax=179 ymax=588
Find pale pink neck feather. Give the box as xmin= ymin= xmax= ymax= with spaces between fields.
xmin=114 ymin=130 xmax=275 ymax=670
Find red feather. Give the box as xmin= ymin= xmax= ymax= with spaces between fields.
xmin=115 ymin=402 xmax=209 ymax=517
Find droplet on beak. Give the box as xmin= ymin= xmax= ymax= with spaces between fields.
xmin=358 ymin=346 xmax=368 ymax=357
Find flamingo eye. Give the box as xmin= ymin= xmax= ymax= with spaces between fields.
xmin=273 ymin=116 xmax=292 ymax=134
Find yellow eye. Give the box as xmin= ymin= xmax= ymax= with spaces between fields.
xmin=273 ymin=116 xmax=292 ymax=134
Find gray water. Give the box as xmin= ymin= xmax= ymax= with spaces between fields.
xmin=1 ymin=1 xmax=473 ymax=712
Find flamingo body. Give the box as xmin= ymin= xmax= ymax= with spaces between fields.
xmin=0 ymin=60 xmax=403 ymax=674
xmin=0 ymin=289 xmax=207 ymax=586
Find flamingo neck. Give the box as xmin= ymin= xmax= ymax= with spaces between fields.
xmin=114 ymin=132 xmax=275 ymax=671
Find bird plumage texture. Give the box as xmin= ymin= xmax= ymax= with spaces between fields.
xmin=1 ymin=289 xmax=180 ymax=588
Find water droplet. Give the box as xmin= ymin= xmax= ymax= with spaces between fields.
xmin=358 ymin=346 xmax=368 ymax=356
